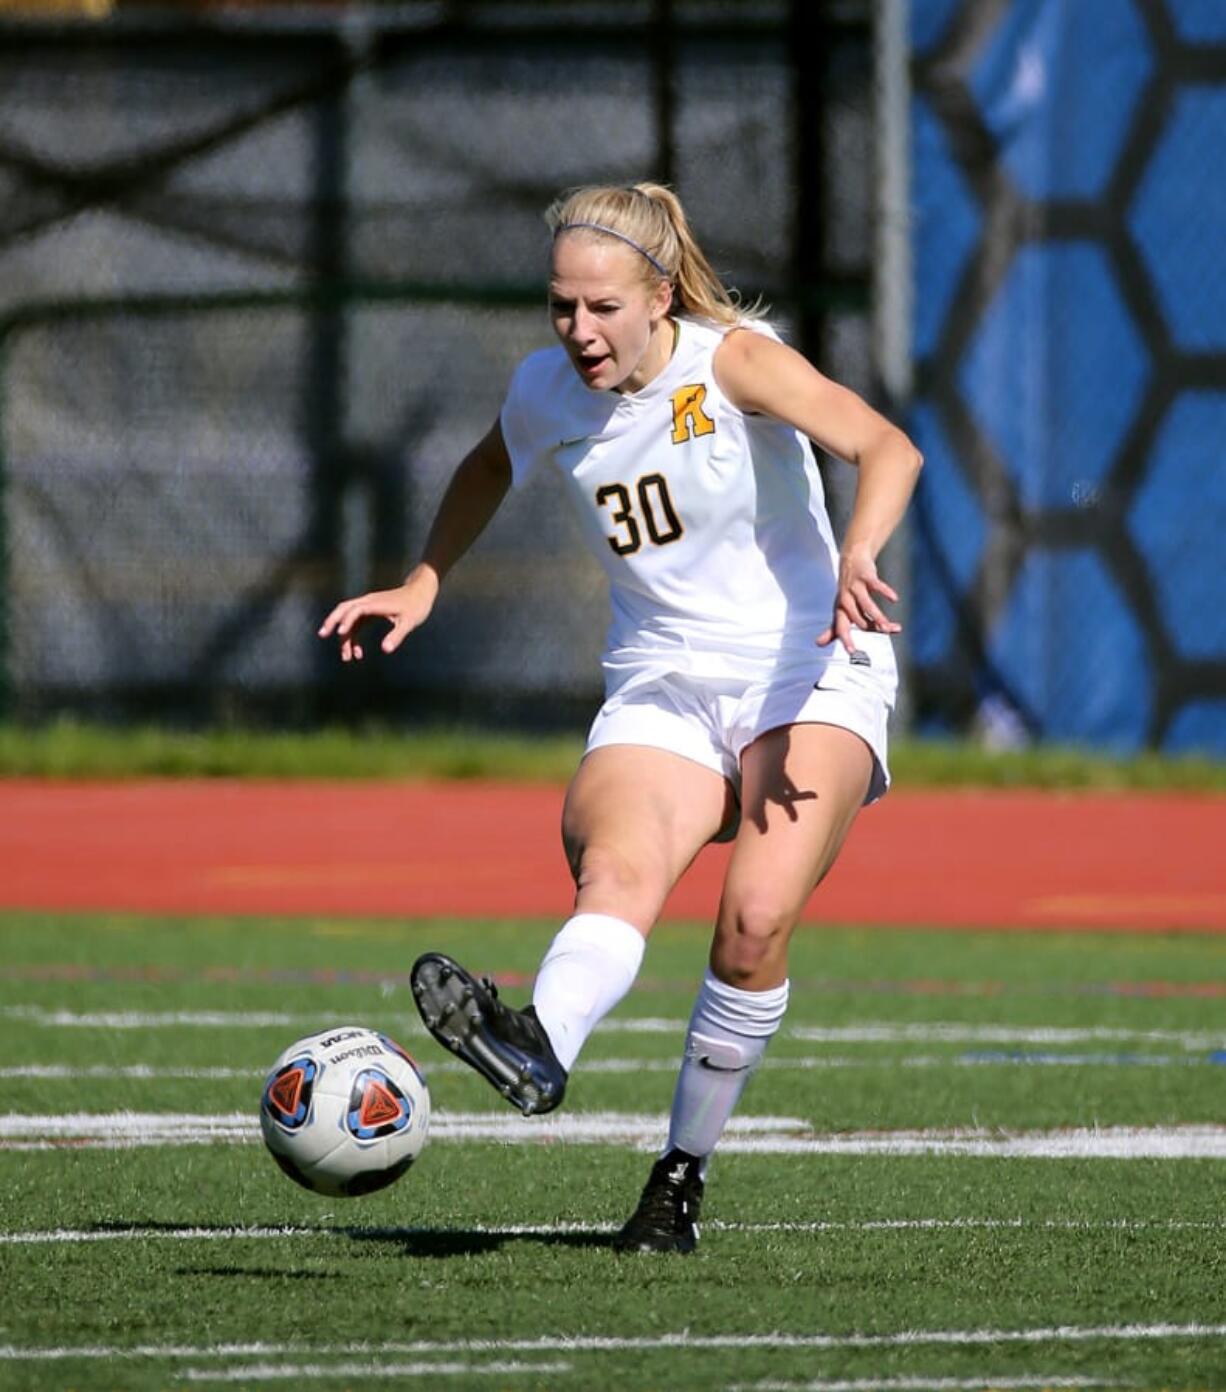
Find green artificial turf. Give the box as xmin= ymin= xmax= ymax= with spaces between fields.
xmin=1 ymin=912 xmax=1223 ymax=1390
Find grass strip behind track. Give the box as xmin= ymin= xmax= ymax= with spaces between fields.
xmin=1 ymin=718 xmax=1223 ymax=789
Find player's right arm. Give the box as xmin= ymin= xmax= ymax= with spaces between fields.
xmin=317 ymin=419 xmax=512 ymax=662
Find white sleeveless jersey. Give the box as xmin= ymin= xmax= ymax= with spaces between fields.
xmin=499 ymin=316 xmax=895 ymax=689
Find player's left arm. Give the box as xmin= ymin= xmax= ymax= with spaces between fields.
xmin=714 ymin=328 xmax=923 ymax=653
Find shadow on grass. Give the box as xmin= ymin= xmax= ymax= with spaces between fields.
xmin=346 ymin=1227 xmax=612 ymax=1258
xmin=90 ymin=1219 xmax=614 ymax=1259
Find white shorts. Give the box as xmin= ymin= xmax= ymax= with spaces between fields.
xmin=585 ymin=653 xmax=896 ymax=814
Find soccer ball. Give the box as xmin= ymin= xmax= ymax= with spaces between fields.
xmin=259 ymin=1025 xmax=430 ymax=1197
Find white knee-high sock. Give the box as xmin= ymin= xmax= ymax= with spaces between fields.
xmin=666 ymin=969 xmax=789 ymax=1165
xmin=531 ymin=913 xmax=646 ymax=1071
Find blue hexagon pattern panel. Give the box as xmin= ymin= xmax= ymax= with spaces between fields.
xmin=912 ymin=95 xmax=981 ymax=361
xmin=967 ymin=0 xmax=1152 ymax=202
xmin=1163 ymin=0 xmax=1226 ymax=43
xmin=959 ymin=243 xmax=1148 ymax=508
xmin=1127 ymin=392 xmax=1226 ymax=663
xmin=909 ymin=402 xmax=988 ymax=672
xmin=910 ymin=0 xmax=1226 ymax=755
xmin=988 ymin=550 xmax=1152 ymax=749
xmin=1129 ymin=85 xmax=1226 ymax=353
xmin=1166 ymin=701 xmax=1226 ymax=755
xmin=911 ymin=0 xmax=963 ymax=57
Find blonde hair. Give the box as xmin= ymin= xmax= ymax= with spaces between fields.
xmin=545 ymin=182 xmax=763 ymax=326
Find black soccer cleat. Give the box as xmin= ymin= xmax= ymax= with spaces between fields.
xmin=612 ymin=1147 xmax=705 ymax=1254
xmin=409 ymin=952 xmax=567 ymax=1117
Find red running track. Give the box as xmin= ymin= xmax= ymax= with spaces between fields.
xmin=0 ymin=779 xmax=1223 ymax=931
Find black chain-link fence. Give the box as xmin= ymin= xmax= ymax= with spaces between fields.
xmin=0 ymin=0 xmax=876 ymax=728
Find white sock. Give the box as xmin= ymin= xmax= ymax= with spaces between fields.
xmin=531 ymin=913 xmax=646 ymax=1071
xmin=666 ymin=969 xmax=790 ymax=1166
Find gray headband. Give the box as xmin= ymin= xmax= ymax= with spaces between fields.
xmin=556 ymin=222 xmax=670 ymax=278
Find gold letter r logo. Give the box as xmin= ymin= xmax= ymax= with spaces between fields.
xmin=670 ymin=384 xmax=716 ymax=444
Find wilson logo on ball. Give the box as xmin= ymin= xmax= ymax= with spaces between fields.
xmin=346 ymin=1069 xmax=412 ymax=1140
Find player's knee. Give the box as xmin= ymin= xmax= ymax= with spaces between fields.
xmin=716 ymin=897 xmax=796 ymax=984
xmin=570 ymin=843 xmax=660 ymax=914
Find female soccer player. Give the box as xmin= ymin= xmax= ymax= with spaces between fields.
xmin=319 ymin=182 xmax=922 ymax=1253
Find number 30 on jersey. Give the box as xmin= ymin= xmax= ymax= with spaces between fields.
xmin=595 ymin=475 xmax=683 ymax=556
xmin=593 ymin=384 xmax=711 ymax=556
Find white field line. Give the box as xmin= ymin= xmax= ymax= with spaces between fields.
xmin=760 ymin=1053 xmax=1220 ymax=1070
xmin=0 ymin=1110 xmax=799 ymax=1149
xmin=2 ymin=1325 xmax=1225 ymax=1362
xmin=789 ymin=1023 xmax=1225 ymax=1050
xmin=179 ymin=1363 xmax=1101 ymax=1389
xmin=5 ymin=1006 xmax=1222 ymax=1052
xmin=3 ymin=1112 xmax=1226 ymax=1158
xmin=0 ymin=1007 xmax=680 ymax=1033
xmin=4 ymin=1216 xmax=1224 ymax=1247
xmin=1 ymin=1050 xmax=1220 ymax=1081
xmin=0 ymin=1065 xmax=260 ymax=1080
xmin=718 ymin=1128 xmax=1226 ymax=1159
xmin=731 ymin=1380 xmax=1109 ymax=1392
xmin=0 ymin=1008 xmax=316 ymax=1029
xmin=178 ymin=1360 xmax=569 ymax=1383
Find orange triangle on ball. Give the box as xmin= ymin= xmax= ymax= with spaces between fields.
xmin=359 ymin=1078 xmax=402 ymax=1128
xmin=269 ymin=1068 xmax=303 ymax=1115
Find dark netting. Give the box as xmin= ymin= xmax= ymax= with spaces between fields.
xmin=0 ymin=0 xmax=875 ymax=727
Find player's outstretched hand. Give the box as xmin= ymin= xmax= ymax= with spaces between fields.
xmin=816 ymin=543 xmax=901 ymax=656
xmin=318 ymin=567 xmax=439 ymax=663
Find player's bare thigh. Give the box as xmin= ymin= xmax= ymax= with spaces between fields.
xmin=710 ymin=723 xmax=874 ymax=990
xmin=562 ymin=744 xmax=735 ymax=933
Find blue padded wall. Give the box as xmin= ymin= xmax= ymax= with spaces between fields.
xmin=909 ymin=0 xmax=1226 ymax=753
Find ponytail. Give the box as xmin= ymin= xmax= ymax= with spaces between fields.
xmin=546 ymin=182 xmax=765 ymax=327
